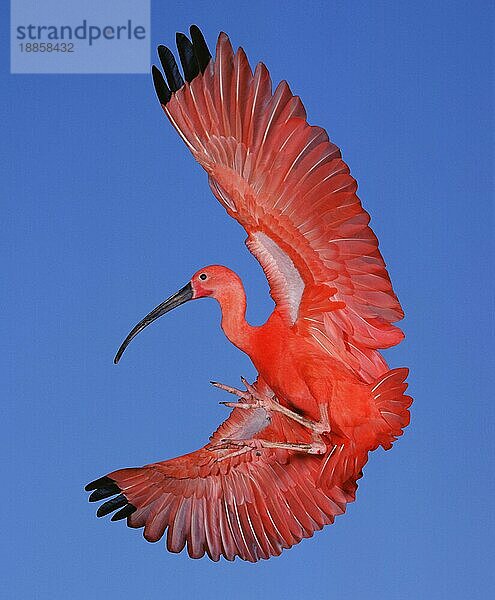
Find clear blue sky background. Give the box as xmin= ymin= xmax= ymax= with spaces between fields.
xmin=2 ymin=1 xmax=493 ymax=598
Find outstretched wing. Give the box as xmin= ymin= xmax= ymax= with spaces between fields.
xmin=152 ymin=26 xmax=404 ymax=382
xmin=86 ymin=390 xmax=358 ymax=562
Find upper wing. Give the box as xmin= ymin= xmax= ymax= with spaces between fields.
xmin=86 ymin=384 xmax=358 ymax=562
xmin=152 ymin=27 xmax=404 ymax=381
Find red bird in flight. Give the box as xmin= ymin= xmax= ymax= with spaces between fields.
xmin=86 ymin=26 xmax=412 ymax=562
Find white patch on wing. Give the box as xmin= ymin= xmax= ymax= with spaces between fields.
xmin=249 ymin=231 xmax=305 ymax=323
xmin=230 ymin=408 xmax=270 ymax=440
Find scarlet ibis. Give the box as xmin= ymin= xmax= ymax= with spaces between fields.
xmin=86 ymin=25 xmax=412 ymax=562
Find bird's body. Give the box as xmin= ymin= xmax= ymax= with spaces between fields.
xmin=86 ymin=26 xmax=412 ymax=562
xmin=201 ymin=266 xmax=396 ymax=466
xmin=246 ymin=314 xmax=362 ymax=425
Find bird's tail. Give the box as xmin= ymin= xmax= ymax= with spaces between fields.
xmin=318 ymin=368 xmax=412 ymax=490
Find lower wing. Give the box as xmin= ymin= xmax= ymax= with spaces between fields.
xmin=86 ymin=387 xmax=359 ymax=562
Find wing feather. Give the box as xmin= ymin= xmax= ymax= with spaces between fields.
xmin=86 ymin=381 xmax=359 ymax=562
xmin=153 ymin=28 xmax=404 ymax=381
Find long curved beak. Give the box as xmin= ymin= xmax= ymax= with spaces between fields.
xmin=114 ymin=282 xmax=193 ymax=364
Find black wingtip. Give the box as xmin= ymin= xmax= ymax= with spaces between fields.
xmin=189 ymin=24 xmax=201 ymax=37
xmin=176 ymin=31 xmax=200 ymax=83
xmin=86 ymin=476 xmax=137 ymax=521
xmin=85 ymin=476 xmax=116 ymax=492
xmin=152 ymin=65 xmax=172 ymax=105
xmin=111 ymin=504 xmax=137 ymax=521
xmin=152 ymin=26 xmax=212 ymax=106
xmin=190 ymin=25 xmax=212 ymax=73
xmin=88 ymin=483 xmax=121 ymax=502
xmin=96 ymin=494 xmax=128 ymax=518
xmin=157 ymin=44 xmax=184 ymax=92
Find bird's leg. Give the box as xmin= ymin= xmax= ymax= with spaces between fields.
xmin=318 ymin=403 xmax=330 ymax=434
xmin=210 ymin=378 xmax=330 ymax=457
xmin=211 ymin=378 xmax=331 ymax=435
xmin=210 ymin=437 xmax=327 ymax=460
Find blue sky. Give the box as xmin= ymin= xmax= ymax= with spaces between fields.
xmin=2 ymin=1 xmax=493 ymax=598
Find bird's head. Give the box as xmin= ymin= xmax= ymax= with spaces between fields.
xmin=114 ymin=265 xmax=242 ymax=364
xmin=190 ymin=265 xmax=243 ymax=299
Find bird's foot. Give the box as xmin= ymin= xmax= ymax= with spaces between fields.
xmin=210 ymin=436 xmax=327 ymax=458
xmin=212 ymin=377 xmax=331 ymax=435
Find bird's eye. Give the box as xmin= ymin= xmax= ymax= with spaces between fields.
xmin=199 ymin=273 xmax=207 ymax=281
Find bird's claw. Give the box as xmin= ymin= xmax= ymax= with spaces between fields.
xmin=240 ymin=376 xmax=258 ymax=398
xmin=208 ymin=437 xmax=264 ymax=460
xmin=210 ymin=381 xmax=245 ymax=398
xmin=209 ymin=436 xmax=327 ymax=457
xmin=213 ymin=379 xmax=270 ymax=416
xmin=219 ymin=401 xmax=248 ymax=409
xmin=213 ymin=377 xmax=331 ymax=436
xmin=220 ymin=438 xmax=262 ymax=449
xmin=209 ymin=437 xmax=260 ymax=451
xmin=213 ymin=377 xmax=275 ymax=409
xmin=219 ymin=398 xmax=270 ymax=411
